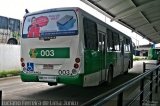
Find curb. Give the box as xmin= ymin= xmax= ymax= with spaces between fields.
xmin=0 ymin=75 xmax=20 ymax=81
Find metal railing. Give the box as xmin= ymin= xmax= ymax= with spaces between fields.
xmin=0 ymin=90 xmax=1 ymax=106
xmin=81 ymin=62 xmax=160 ymax=106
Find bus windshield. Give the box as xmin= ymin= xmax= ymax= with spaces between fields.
xmin=22 ymin=10 xmax=78 ymax=39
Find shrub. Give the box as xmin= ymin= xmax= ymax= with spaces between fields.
xmin=0 ymin=69 xmax=20 ymax=78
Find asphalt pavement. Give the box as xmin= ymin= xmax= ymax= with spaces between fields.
xmin=0 ymin=60 xmax=159 ymax=106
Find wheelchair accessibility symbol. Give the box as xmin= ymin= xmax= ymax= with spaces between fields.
xmin=27 ymin=63 xmax=34 ymax=71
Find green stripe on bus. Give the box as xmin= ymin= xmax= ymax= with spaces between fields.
xmin=20 ymin=72 xmax=39 ymax=82
xmin=20 ymin=71 xmax=83 ymax=86
xmin=29 ymin=47 xmax=70 ymax=58
xmin=84 ymin=50 xmax=117 ymax=74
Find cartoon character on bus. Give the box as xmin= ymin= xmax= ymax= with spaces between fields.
xmin=28 ymin=16 xmax=49 ymax=38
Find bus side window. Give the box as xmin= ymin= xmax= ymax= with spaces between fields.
xmin=124 ymin=38 xmax=127 ymax=52
xmin=113 ymin=32 xmax=120 ymax=51
xmin=124 ymin=38 xmax=131 ymax=52
xmin=98 ymin=33 xmax=102 ymax=51
xmin=1 ymin=17 xmax=8 ymax=30
xmin=98 ymin=32 xmax=105 ymax=52
xmin=127 ymin=39 xmax=131 ymax=52
xmin=83 ymin=18 xmax=98 ymax=50
xmin=107 ymin=29 xmax=114 ymax=51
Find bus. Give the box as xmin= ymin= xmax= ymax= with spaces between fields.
xmin=20 ymin=7 xmax=133 ymax=87
xmin=148 ymin=48 xmax=160 ymax=60
xmin=0 ymin=16 xmax=21 ymax=45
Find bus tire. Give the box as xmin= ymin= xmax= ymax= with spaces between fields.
xmin=124 ymin=61 xmax=130 ymax=75
xmin=108 ymin=66 xmax=113 ymax=83
xmin=124 ymin=69 xmax=128 ymax=75
xmin=7 ymin=38 xmax=18 ymax=45
xmin=48 ymin=82 xmax=57 ymax=86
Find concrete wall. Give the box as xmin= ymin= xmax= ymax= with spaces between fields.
xmin=0 ymin=44 xmax=20 ymax=71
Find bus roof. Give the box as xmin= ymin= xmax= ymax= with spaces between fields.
xmin=24 ymin=7 xmax=79 ymax=17
xmin=24 ymin=7 xmax=131 ymax=40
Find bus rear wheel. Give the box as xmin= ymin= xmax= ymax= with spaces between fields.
xmin=124 ymin=69 xmax=128 ymax=75
xmin=108 ymin=66 xmax=113 ymax=83
xmin=48 ymin=82 xmax=57 ymax=86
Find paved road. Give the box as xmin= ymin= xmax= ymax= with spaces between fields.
xmin=0 ymin=60 xmax=158 ymax=105
xmin=129 ymin=60 xmax=157 ymax=73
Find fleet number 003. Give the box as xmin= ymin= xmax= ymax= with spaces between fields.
xmin=41 ymin=50 xmax=54 ymax=57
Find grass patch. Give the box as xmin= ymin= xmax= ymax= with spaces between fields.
xmin=133 ymin=57 xmax=141 ymax=61
xmin=133 ymin=55 xmax=148 ymax=61
xmin=0 ymin=69 xmax=20 ymax=78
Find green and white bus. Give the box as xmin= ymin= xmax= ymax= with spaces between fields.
xmin=148 ymin=48 xmax=160 ymax=60
xmin=20 ymin=7 xmax=133 ymax=87
xmin=0 ymin=16 xmax=21 ymax=44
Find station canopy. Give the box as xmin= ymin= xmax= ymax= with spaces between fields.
xmin=81 ymin=0 xmax=160 ymax=43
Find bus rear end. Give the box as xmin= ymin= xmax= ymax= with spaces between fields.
xmin=21 ymin=8 xmax=84 ymax=86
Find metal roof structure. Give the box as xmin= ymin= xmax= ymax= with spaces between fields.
xmin=81 ymin=0 xmax=160 ymax=43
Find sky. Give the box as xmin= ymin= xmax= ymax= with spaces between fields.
xmin=0 ymin=0 xmax=150 ymax=45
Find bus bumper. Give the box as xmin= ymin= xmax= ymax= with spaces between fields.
xmin=20 ymin=72 xmax=83 ymax=86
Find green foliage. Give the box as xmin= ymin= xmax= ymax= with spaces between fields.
xmin=133 ymin=56 xmax=147 ymax=61
xmin=0 ymin=69 xmax=20 ymax=78
xmin=133 ymin=57 xmax=141 ymax=61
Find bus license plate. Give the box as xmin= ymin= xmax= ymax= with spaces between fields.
xmin=43 ymin=64 xmax=53 ymax=69
xmin=38 ymin=76 xmax=57 ymax=82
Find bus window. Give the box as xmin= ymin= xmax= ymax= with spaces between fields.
xmin=107 ymin=29 xmax=114 ymax=51
xmin=1 ymin=17 xmax=8 ymax=29
xmin=9 ymin=19 xmax=20 ymax=32
xmin=0 ymin=17 xmax=2 ymax=29
xmin=2 ymin=17 xmax=8 ymax=29
xmin=98 ymin=32 xmax=105 ymax=51
xmin=124 ymin=38 xmax=128 ymax=52
xmin=113 ymin=32 xmax=120 ymax=51
xmin=124 ymin=38 xmax=131 ymax=52
xmin=83 ymin=18 xmax=98 ymax=50
xmin=98 ymin=33 xmax=102 ymax=51
xmin=127 ymin=39 xmax=131 ymax=52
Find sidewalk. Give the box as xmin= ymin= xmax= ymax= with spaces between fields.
xmin=0 ymin=75 xmax=20 ymax=81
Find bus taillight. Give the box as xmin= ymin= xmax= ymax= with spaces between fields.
xmin=20 ymin=58 xmax=24 ymax=62
xmin=21 ymin=58 xmax=25 ymax=67
xmin=21 ymin=63 xmax=25 ymax=67
xmin=75 ymin=58 xmax=80 ymax=63
xmin=74 ymin=63 xmax=79 ymax=69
